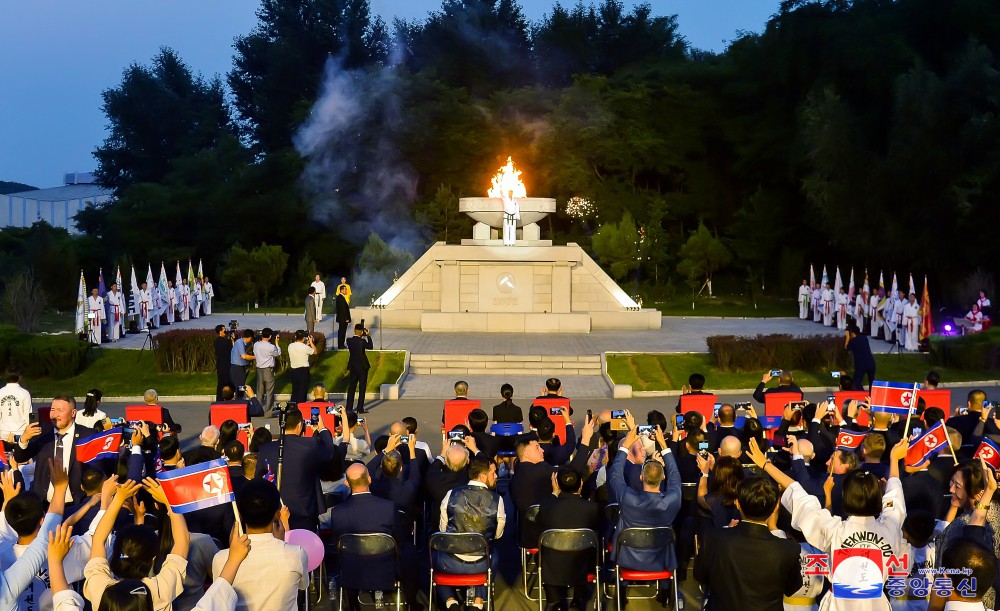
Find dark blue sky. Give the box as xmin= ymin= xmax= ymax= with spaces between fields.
xmin=0 ymin=1 xmax=779 ymax=188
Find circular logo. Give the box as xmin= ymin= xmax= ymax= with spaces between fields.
xmin=841 ymin=435 xmax=853 ymax=445
xmin=980 ymin=447 xmax=995 ymax=460
xmin=923 ymin=434 xmax=938 ymax=448
xmin=900 ymin=391 xmax=913 ymax=406
xmin=203 ymin=472 xmax=225 ymax=495
xmin=497 ymin=273 xmax=516 ymax=294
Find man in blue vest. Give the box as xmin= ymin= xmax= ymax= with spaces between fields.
xmin=435 ymin=457 xmax=505 ymax=611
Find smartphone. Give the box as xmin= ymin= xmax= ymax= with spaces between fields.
xmin=12 ymin=435 xmax=19 ymax=444
xmin=310 ymin=407 xmax=320 ymax=426
xmin=109 ymin=417 xmax=125 ymax=426
xmin=611 ymin=409 xmax=628 ymax=431
xmin=238 ymin=423 xmax=253 ymax=432
xmin=611 ymin=410 xmax=626 ymax=420
xmin=128 ymin=420 xmax=144 ymax=428
xmin=772 ymin=433 xmax=788 ymax=448
xmin=912 ymin=427 xmax=924 ymax=437
xmin=697 ymin=441 xmax=709 ymax=452
xmin=735 ymin=401 xmax=751 ymax=412
xmin=831 ymin=371 xmax=841 ymax=378
xmin=448 ymin=430 xmax=465 ymax=442
xmin=770 ymin=369 xmax=782 ymax=377
xmin=675 ymin=414 xmax=685 ymax=427
xmin=549 ymin=407 xmax=563 ymax=416
xmin=713 ymin=403 xmax=721 ymax=418
xmin=791 ymin=401 xmax=807 ymax=411
xmin=586 ymin=409 xmax=593 ymax=421
xmin=325 ymin=406 xmax=338 ymax=415
xmin=637 ymin=425 xmax=655 ymax=436
xmin=399 ymin=435 xmax=410 ymax=444
xmin=238 ymin=385 xmax=246 ymax=393
xmin=358 ymin=417 xmax=365 ymax=424
xmin=27 ymin=413 xmax=37 ymax=425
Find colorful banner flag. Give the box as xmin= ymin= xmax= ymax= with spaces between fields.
xmin=157 ymin=262 xmax=169 ymax=317
xmin=869 ymin=381 xmax=921 ymax=415
xmin=836 ymin=430 xmax=866 ymax=451
xmin=75 ymin=271 xmax=87 ymax=334
xmin=76 ymin=429 xmax=123 ymax=464
xmin=809 ymin=264 xmax=816 ymax=290
xmin=129 ymin=265 xmax=140 ymax=318
xmin=919 ymin=276 xmax=933 ymax=341
xmin=197 ymin=259 xmax=203 ymax=280
xmin=833 ymin=267 xmax=843 ymax=295
xmin=862 ymin=270 xmax=870 ymax=297
xmin=158 ymin=459 xmax=234 ymax=514
xmin=974 ymin=438 xmax=1000 ymax=471
xmin=97 ymin=269 xmax=107 ymax=298
xmin=821 ymin=265 xmax=829 ymax=287
xmin=907 ymin=273 xmax=915 ymax=298
xmin=890 ymin=272 xmax=898 ymax=297
xmin=263 ymin=459 xmax=275 ymax=483
xmin=175 ymin=261 xmax=183 ymax=292
xmin=187 ymin=259 xmax=195 ymax=291
xmin=848 ymin=268 xmax=855 ymax=302
xmin=878 ymin=271 xmax=884 ymax=291
xmin=0 ymin=440 xmax=9 ymax=471
xmin=905 ymin=420 xmax=948 ymax=468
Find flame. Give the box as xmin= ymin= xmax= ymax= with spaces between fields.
xmin=487 ymin=156 xmax=527 ymax=198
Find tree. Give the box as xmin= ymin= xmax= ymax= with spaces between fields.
xmin=414 ymin=183 xmax=471 ymax=243
xmin=1 ymin=270 xmax=47 ymax=333
xmin=221 ymin=243 xmax=289 ymax=306
xmin=94 ymin=48 xmax=234 ymax=191
xmin=591 ymin=211 xmax=639 ymax=281
xmin=355 ymin=232 xmax=415 ymax=303
xmin=676 ymin=223 xmax=731 ymax=298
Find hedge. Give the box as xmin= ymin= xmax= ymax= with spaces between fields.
xmin=154 ymin=329 xmax=327 ymax=374
xmin=929 ymin=328 xmax=1000 ymax=370
xmin=0 ymin=328 xmax=90 ymax=379
xmin=706 ymin=334 xmax=851 ymax=373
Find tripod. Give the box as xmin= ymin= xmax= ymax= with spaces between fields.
xmin=136 ymin=327 xmax=157 ymax=362
xmin=87 ymin=315 xmax=104 ymax=354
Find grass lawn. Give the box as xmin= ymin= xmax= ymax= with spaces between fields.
xmin=653 ymin=295 xmax=792 ymax=318
xmin=607 ymin=352 xmax=997 ymax=392
xmin=27 ymin=349 xmax=405 ymax=397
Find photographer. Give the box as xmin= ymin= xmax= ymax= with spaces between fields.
xmin=229 ymin=329 xmax=255 ymax=395
xmin=213 ymin=325 xmax=232 ymax=401
xmin=288 ymin=330 xmax=316 ymax=403
xmin=345 ymin=323 xmax=373 ymax=413
xmin=252 ymin=327 xmax=281 ymax=411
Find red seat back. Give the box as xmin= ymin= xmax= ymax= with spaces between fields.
xmin=678 ymin=394 xmax=718 ymax=421
xmin=296 ymin=401 xmax=342 ymax=437
xmin=532 ymin=397 xmax=572 ymax=442
xmin=210 ymin=403 xmax=250 ymax=448
xmin=125 ymin=405 xmax=165 ymax=438
xmin=833 ymin=391 xmax=870 ymax=427
xmin=919 ymin=389 xmax=952 ymax=420
xmin=37 ymin=407 xmax=51 ymax=426
xmin=763 ymin=392 xmax=803 ymax=429
xmin=443 ymin=399 xmax=480 ymax=434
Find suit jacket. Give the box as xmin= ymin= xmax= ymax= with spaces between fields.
xmin=214 ymin=336 xmax=232 ymax=373
xmin=536 ymin=493 xmax=601 ymax=585
xmin=752 ymin=382 xmax=803 ymax=404
xmin=423 ymin=458 xmax=475 ymax=530
xmin=694 ymin=521 xmax=802 ymax=611
xmin=946 ymin=412 xmax=981 ymax=448
xmin=471 ymin=431 xmax=501 ymax=460
xmin=182 ymin=445 xmax=222 ymax=467
xmin=255 ymin=430 xmax=336 ymax=522
xmin=228 ymin=465 xmax=247 ymax=497
xmin=370 ymin=455 xmax=422 ymax=516
xmin=346 ymin=334 xmax=373 ymax=372
xmin=305 ymin=295 xmax=317 ymax=323
xmin=14 ymin=424 xmax=97 ymax=505
xmin=607 ymin=448 xmax=682 ymax=571
xmin=335 ymin=294 xmax=351 ymax=324
xmin=511 ymin=444 xmax=593 ymax=547
xmin=330 ymin=492 xmax=399 ymax=591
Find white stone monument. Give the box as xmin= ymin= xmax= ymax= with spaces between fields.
xmin=355 ymin=158 xmax=661 ymax=333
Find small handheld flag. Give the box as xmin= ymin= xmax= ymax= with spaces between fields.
xmin=870 ymin=381 xmax=921 ymax=416
xmin=76 ymin=429 xmax=122 ymax=464
xmin=905 ymin=420 xmax=949 ymax=468
xmin=263 ymin=459 xmax=275 ymax=483
xmin=157 ymin=459 xmax=234 ymax=514
xmin=836 ymin=430 xmax=867 ymax=451
xmin=974 ymin=438 xmax=1000 ymax=471
xmin=0 ymin=440 xmax=9 ymax=472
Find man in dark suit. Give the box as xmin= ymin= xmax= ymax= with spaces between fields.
xmin=255 ymin=407 xmax=337 ymax=531
xmin=305 ymin=287 xmax=317 ymax=335
xmin=752 ymin=369 xmax=803 ymax=404
xmin=946 ymin=389 xmax=987 ymax=450
xmin=536 ymin=467 xmax=601 ymax=611
xmin=607 ymin=411 xmax=682 ymax=573
xmin=213 ymin=324 xmax=232 ymax=401
xmin=345 ymin=323 xmax=373 ymax=413
xmin=423 ymin=439 xmax=482 ymax=530
xmin=694 ymin=477 xmax=802 ymax=611
xmin=223 ymin=439 xmax=247 ymax=497
xmin=369 ymin=436 xmax=422 ymax=518
xmin=14 ymin=395 xmax=98 ymax=506
xmin=331 ymin=462 xmax=407 ymax=609
xmin=468 ymin=408 xmax=500 ymax=460
xmin=707 ymin=404 xmax=743 ymax=451
xmin=214 ymin=383 xmax=265 ymax=418
xmin=334 ymin=285 xmax=351 ymax=349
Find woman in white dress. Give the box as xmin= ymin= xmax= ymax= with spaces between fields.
xmin=75 ymin=389 xmax=107 ymax=429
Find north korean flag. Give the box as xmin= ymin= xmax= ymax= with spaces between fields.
xmin=974 ymin=438 xmax=1000 ymax=471
xmin=0 ymin=440 xmax=9 ymax=471
xmin=905 ymin=420 xmax=949 ymax=468
xmin=75 ymin=429 xmax=122 ymax=464
xmin=158 ymin=459 xmax=234 ymax=514
xmin=836 ymin=430 xmax=866 ymax=451
xmin=870 ymin=381 xmax=921 ymax=415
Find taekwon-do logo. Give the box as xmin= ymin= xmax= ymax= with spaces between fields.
xmin=497 ymin=273 xmax=516 ymax=293
xmin=203 ymin=473 xmax=225 ymax=495
xmin=831 ymin=548 xmax=885 ymax=599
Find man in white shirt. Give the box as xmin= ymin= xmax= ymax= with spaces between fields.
xmin=165 ymin=280 xmax=177 ymax=324
xmin=192 ymin=279 xmax=203 ymax=319
xmin=212 ymin=479 xmax=307 ymax=611
xmin=0 ymin=369 xmax=31 ymax=439
xmin=86 ymin=289 xmax=105 ymax=344
xmin=797 ymin=280 xmax=810 ymax=319
xmin=310 ymin=274 xmax=326 ymax=319
xmin=287 ymin=331 xmax=316 ymax=403
xmin=179 ymin=279 xmax=191 ymax=322
xmin=203 ymin=276 xmax=215 ymax=315
xmin=138 ymin=282 xmax=153 ymax=331
xmin=105 ymin=283 xmax=125 ymax=341
xmin=251 ymin=328 xmax=282 ymax=411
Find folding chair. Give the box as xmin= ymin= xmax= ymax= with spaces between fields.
xmin=429 ymin=532 xmax=492 ymax=611
xmin=537 ymin=528 xmax=600 ymax=611
xmin=601 ymin=503 xmax=620 ymax=565
xmin=612 ymin=527 xmax=679 ymax=611
xmin=398 ymin=509 xmax=417 ymax=547
xmin=678 ymin=393 xmax=718 ymax=422
xmin=336 ymin=533 xmax=401 ymax=611
xmin=490 ymin=423 xmax=523 ymax=479
xmin=209 ymin=403 xmax=251 ymax=447
xmin=520 ymin=504 xmax=542 ymax=600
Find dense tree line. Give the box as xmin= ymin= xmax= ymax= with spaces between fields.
xmin=9 ymin=0 xmax=1000 ymax=310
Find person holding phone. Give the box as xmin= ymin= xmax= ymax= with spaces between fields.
xmin=15 ymin=396 xmax=98 ymax=506
xmin=345 ymin=323 xmax=373 ymax=413
xmin=752 ymin=369 xmax=803 ymax=404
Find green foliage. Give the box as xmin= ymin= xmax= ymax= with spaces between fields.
xmin=929 ymin=328 xmax=1000 ymax=371
xmin=0 ymin=223 xmax=81 ymax=310
xmin=220 ymin=243 xmax=289 ymax=306
xmin=706 ymin=334 xmax=851 ymax=374
xmin=414 ymin=184 xmax=471 ymax=243
xmin=591 ymin=211 xmax=639 ymax=280
xmin=676 ymin=223 xmax=731 ymax=297
xmin=1 ymin=270 xmax=47 ymax=333
xmin=289 ymin=253 xmax=319 ymax=296
xmin=0 ymin=328 xmax=89 ymax=379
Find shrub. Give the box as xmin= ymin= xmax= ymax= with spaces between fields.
xmin=154 ymin=328 xmax=327 ymax=374
xmin=929 ymin=329 xmax=1000 ymax=370
xmin=707 ymin=334 xmax=851 ymax=373
xmin=0 ymin=330 xmax=90 ymax=379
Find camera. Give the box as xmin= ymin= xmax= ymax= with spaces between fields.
xmin=697 ymin=441 xmax=709 ymax=457
xmin=399 ymin=435 xmax=410 ymax=444
xmin=831 ymin=371 xmax=841 ymax=378
xmin=735 ymin=401 xmax=751 ymax=411
xmin=637 ymin=425 xmax=655 ymax=436
xmin=790 ymin=402 xmax=807 ymax=411
xmin=325 ymin=406 xmax=340 ymax=415
xmin=549 ymin=407 xmax=563 ymax=416
xmin=770 ymin=369 xmax=782 ymax=377
xmin=238 ymin=423 xmax=253 ymax=432
xmin=448 ymin=430 xmax=465 ymax=442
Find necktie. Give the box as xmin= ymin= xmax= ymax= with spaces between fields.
xmin=54 ymin=433 xmax=65 ymax=467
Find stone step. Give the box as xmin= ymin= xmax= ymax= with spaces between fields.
xmin=410 ymin=366 xmax=600 ymax=376
xmin=408 ymin=353 xmax=603 ymax=376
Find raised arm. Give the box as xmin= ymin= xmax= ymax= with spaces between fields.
xmin=143 ymin=477 xmax=190 ymax=558
xmin=92 ymin=478 xmax=137 ymax=560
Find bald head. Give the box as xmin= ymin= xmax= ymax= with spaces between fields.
xmin=200 ymin=426 xmax=220 ymax=448
xmin=346 ymin=463 xmax=371 ymax=492
xmin=719 ymin=436 xmax=742 ymax=458
xmin=389 ymin=421 xmax=407 ymax=436
xmin=445 ymin=444 xmax=470 ymax=472
xmin=872 ymin=411 xmax=894 ymax=429
xmin=798 ymin=439 xmax=815 ymax=460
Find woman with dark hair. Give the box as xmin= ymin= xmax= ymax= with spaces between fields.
xmin=492 ymin=383 xmax=522 ymax=423
xmin=84 ymin=478 xmax=190 ymax=611
xmin=746 ymin=437 xmax=909 ymax=610
xmin=696 ymin=455 xmax=745 ymax=528
xmin=76 ymin=389 xmax=106 ymax=428
xmin=248 ymin=427 xmax=272 ymax=454
xmin=217 ymin=420 xmax=239 ymax=448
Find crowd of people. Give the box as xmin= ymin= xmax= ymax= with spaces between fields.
xmin=0 ymin=364 xmax=999 ymax=611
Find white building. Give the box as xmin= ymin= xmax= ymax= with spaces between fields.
xmin=0 ymin=172 xmax=112 ymax=233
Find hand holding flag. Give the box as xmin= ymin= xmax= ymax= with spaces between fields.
xmin=974 ymin=438 xmax=1000 ymax=471
xmin=155 ymin=459 xmax=234 ymax=514
xmin=836 ymin=430 xmax=866 ymax=450
xmin=905 ymin=420 xmax=949 ymax=468
xmin=76 ymin=429 xmax=123 ymax=464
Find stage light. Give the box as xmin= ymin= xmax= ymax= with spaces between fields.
xmin=944 ymin=324 xmax=953 ymax=332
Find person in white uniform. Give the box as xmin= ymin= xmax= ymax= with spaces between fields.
xmin=902 ymin=293 xmax=921 ymax=351
xmin=501 ymin=188 xmax=520 ymax=246
xmin=836 ymin=287 xmax=849 ymax=331
xmin=105 ymin=284 xmax=125 ymax=341
xmin=821 ymin=283 xmax=835 ymax=327
xmin=179 ymin=279 xmax=191 ymax=322
xmin=192 ymin=279 xmax=203 ymax=319
xmin=202 ymin=277 xmax=214 ymax=315
xmin=87 ymin=289 xmax=105 ymax=344
xmin=137 ymin=282 xmax=153 ymax=331
xmin=798 ymin=280 xmax=811 ymax=319
xmin=0 ymin=368 xmax=32 ymax=438
xmin=165 ymin=280 xmax=177 ymax=324
xmin=310 ymin=274 xmax=326 ymax=318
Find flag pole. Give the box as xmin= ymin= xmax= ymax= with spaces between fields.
xmin=232 ymin=501 xmax=244 ymax=536
xmin=942 ymin=420 xmax=959 ymax=466
xmin=902 ymin=383 xmax=918 ymax=439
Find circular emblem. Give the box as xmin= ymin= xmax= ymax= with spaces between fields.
xmin=980 ymin=447 xmax=995 ymax=460
xmin=497 ymin=273 xmax=516 ymax=294
xmin=203 ymin=472 xmax=224 ymax=494
xmin=923 ymin=434 xmax=938 ymax=448
xmin=841 ymin=435 xmax=853 ymax=445
xmin=900 ymin=391 xmax=913 ymax=406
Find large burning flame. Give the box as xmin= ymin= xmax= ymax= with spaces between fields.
xmin=487 ymin=156 xmax=527 ymax=198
